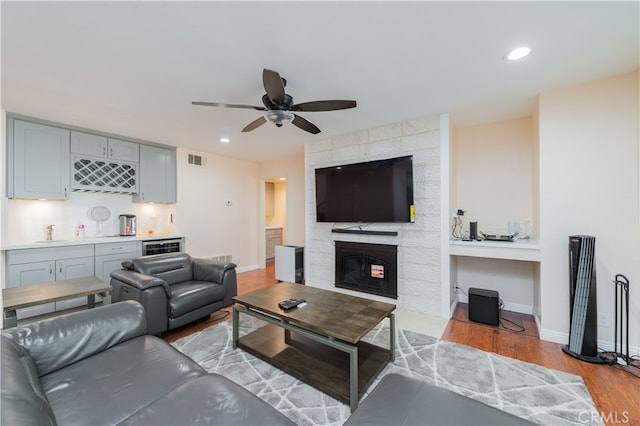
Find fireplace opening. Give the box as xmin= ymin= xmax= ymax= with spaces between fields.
xmin=335 ymin=241 xmax=398 ymax=299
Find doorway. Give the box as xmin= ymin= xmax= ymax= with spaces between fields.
xmin=265 ymin=179 xmax=286 ymax=262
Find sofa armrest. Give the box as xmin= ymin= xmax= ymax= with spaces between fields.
xmin=192 ymin=260 xmax=238 ymax=307
xmin=1 ymin=301 xmax=147 ymax=377
xmin=110 ymin=269 xmax=172 ymax=298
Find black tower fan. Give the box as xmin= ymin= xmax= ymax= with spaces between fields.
xmin=563 ymin=235 xmax=604 ymax=363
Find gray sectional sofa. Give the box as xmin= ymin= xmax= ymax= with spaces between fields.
xmin=2 ymin=298 xmax=535 ymax=426
xmin=1 ymin=301 xmax=294 ymax=425
xmin=345 ymin=373 xmax=535 ymax=425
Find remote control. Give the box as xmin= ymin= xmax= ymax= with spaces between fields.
xmin=278 ymin=298 xmax=306 ymax=310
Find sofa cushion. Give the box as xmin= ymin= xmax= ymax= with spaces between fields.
xmin=344 ymin=373 xmax=535 ymax=426
xmin=40 ymin=335 xmax=205 ymax=426
xmin=1 ymin=336 xmax=57 ymax=426
xmin=119 ymin=374 xmax=295 ymax=425
xmin=168 ymin=281 xmax=226 ymax=318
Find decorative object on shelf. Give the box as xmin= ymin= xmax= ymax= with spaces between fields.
xmin=45 ymin=224 xmax=54 ymax=241
xmin=88 ymin=206 xmax=111 ymax=237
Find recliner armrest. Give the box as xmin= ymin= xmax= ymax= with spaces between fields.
xmin=192 ymin=259 xmax=238 ymax=307
xmin=192 ymin=259 xmax=237 ymax=284
xmin=1 ymin=301 xmax=147 ymax=377
xmin=110 ymin=269 xmax=172 ymax=298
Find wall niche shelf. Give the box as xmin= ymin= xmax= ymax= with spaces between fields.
xmin=331 ymin=229 xmax=398 ymax=236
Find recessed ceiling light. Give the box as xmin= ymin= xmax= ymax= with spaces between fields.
xmin=220 ymin=137 xmax=230 ymax=143
xmin=505 ymin=46 xmax=531 ymax=61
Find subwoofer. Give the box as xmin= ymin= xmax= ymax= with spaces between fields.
xmin=468 ymin=287 xmax=499 ymax=326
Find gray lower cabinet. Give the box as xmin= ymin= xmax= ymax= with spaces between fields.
xmin=5 ymin=241 xmax=142 ymax=320
xmin=8 ymin=119 xmax=70 ymax=200
xmin=133 ymin=145 xmax=177 ymax=203
xmin=265 ymin=228 xmax=283 ymax=261
xmin=94 ymin=241 xmax=141 ymax=294
xmin=6 ymin=245 xmax=94 ymax=319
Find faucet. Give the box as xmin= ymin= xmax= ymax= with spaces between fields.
xmin=45 ymin=224 xmax=54 ymax=241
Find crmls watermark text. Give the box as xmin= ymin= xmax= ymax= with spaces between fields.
xmin=579 ymin=411 xmax=630 ymax=424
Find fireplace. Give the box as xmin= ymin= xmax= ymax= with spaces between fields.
xmin=335 ymin=241 xmax=398 ymax=299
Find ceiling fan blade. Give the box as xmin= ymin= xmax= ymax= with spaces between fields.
xmin=293 ymin=100 xmax=357 ymax=112
xmin=192 ymin=101 xmax=266 ymax=110
xmin=262 ymin=69 xmax=286 ymax=104
xmin=292 ymin=114 xmax=321 ymax=134
xmin=242 ymin=116 xmax=267 ymax=132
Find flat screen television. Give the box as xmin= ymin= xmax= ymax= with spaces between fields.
xmin=315 ymin=155 xmax=414 ymax=223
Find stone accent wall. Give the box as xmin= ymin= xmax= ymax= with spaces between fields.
xmin=304 ymin=115 xmax=442 ymax=316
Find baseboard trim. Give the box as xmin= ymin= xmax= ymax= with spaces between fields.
xmin=236 ymin=264 xmax=259 ymax=273
xmin=539 ymin=328 xmax=640 ymax=357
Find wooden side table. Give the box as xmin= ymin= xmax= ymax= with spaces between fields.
xmin=3 ymin=276 xmax=112 ymax=328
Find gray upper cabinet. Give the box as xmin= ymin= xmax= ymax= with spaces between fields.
xmin=8 ymin=119 xmax=70 ymax=200
xmin=6 ymin=116 xmax=175 ymax=201
xmin=70 ymin=131 xmax=107 ymax=157
xmin=108 ymin=138 xmax=139 ymax=162
xmin=133 ymin=145 xmax=176 ymax=203
xmin=71 ymin=131 xmax=139 ymax=162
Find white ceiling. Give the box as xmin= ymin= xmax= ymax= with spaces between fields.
xmin=2 ymin=1 xmax=638 ymax=163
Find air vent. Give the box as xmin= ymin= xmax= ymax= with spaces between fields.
xmin=188 ymin=154 xmax=206 ymax=166
xmin=209 ymin=254 xmax=232 ymax=263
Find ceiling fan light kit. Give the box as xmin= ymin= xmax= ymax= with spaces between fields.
xmin=266 ymin=110 xmax=294 ymax=127
xmin=193 ymin=68 xmax=356 ymax=134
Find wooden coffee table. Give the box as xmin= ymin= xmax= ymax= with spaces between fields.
xmin=232 ymin=282 xmax=396 ymax=412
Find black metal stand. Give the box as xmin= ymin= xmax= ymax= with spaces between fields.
xmin=600 ymin=274 xmax=633 ymax=366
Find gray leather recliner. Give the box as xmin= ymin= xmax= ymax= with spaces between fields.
xmin=110 ymin=252 xmax=237 ymax=335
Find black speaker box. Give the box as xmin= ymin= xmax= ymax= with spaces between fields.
xmin=468 ymin=287 xmax=499 ymax=326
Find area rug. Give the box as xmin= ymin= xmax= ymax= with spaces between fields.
xmin=171 ymin=317 xmax=602 ymax=426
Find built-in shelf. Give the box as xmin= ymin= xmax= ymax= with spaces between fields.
xmin=449 ymin=239 xmax=541 ymax=262
xmin=331 ymin=229 xmax=398 ymax=236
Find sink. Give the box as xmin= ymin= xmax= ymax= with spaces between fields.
xmin=34 ymin=240 xmax=68 ymax=243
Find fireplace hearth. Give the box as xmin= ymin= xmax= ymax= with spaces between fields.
xmin=335 ymin=241 xmax=398 ymax=299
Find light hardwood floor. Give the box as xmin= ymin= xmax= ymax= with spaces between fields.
xmin=163 ymin=263 xmax=640 ymax=425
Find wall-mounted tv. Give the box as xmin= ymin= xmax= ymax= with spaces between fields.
xmin=315 ymin=155 xmax=414 ymax=223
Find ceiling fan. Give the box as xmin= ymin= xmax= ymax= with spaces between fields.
xmin=192 ymin=68 xmax=357 ymax=135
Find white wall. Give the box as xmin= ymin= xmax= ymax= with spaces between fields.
xmin=176 ymin=147 xmax=259 ymax=271
xmin=259 ymin=151 xmax=305 ymax=247
xmin=451 ymin=117 xmax=536 ymax=313
xmin=265 ymin=180 xmax=286 ymax=231
xmin=454 ymin=117 xmax=534 ymax=236
xmin=305 ymin=115 xmax=445 ymax=317
xmin=538 ymin=71 xmax=639 ymax=352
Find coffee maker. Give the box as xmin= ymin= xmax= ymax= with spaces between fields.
xmin=119 ymin=214 xmax=137 ymax=236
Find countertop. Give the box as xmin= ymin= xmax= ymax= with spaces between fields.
xmin=1 ymin=233 xmax=186 ymax=251
xmin=449 ymin=238 xmax=540 ymax=262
